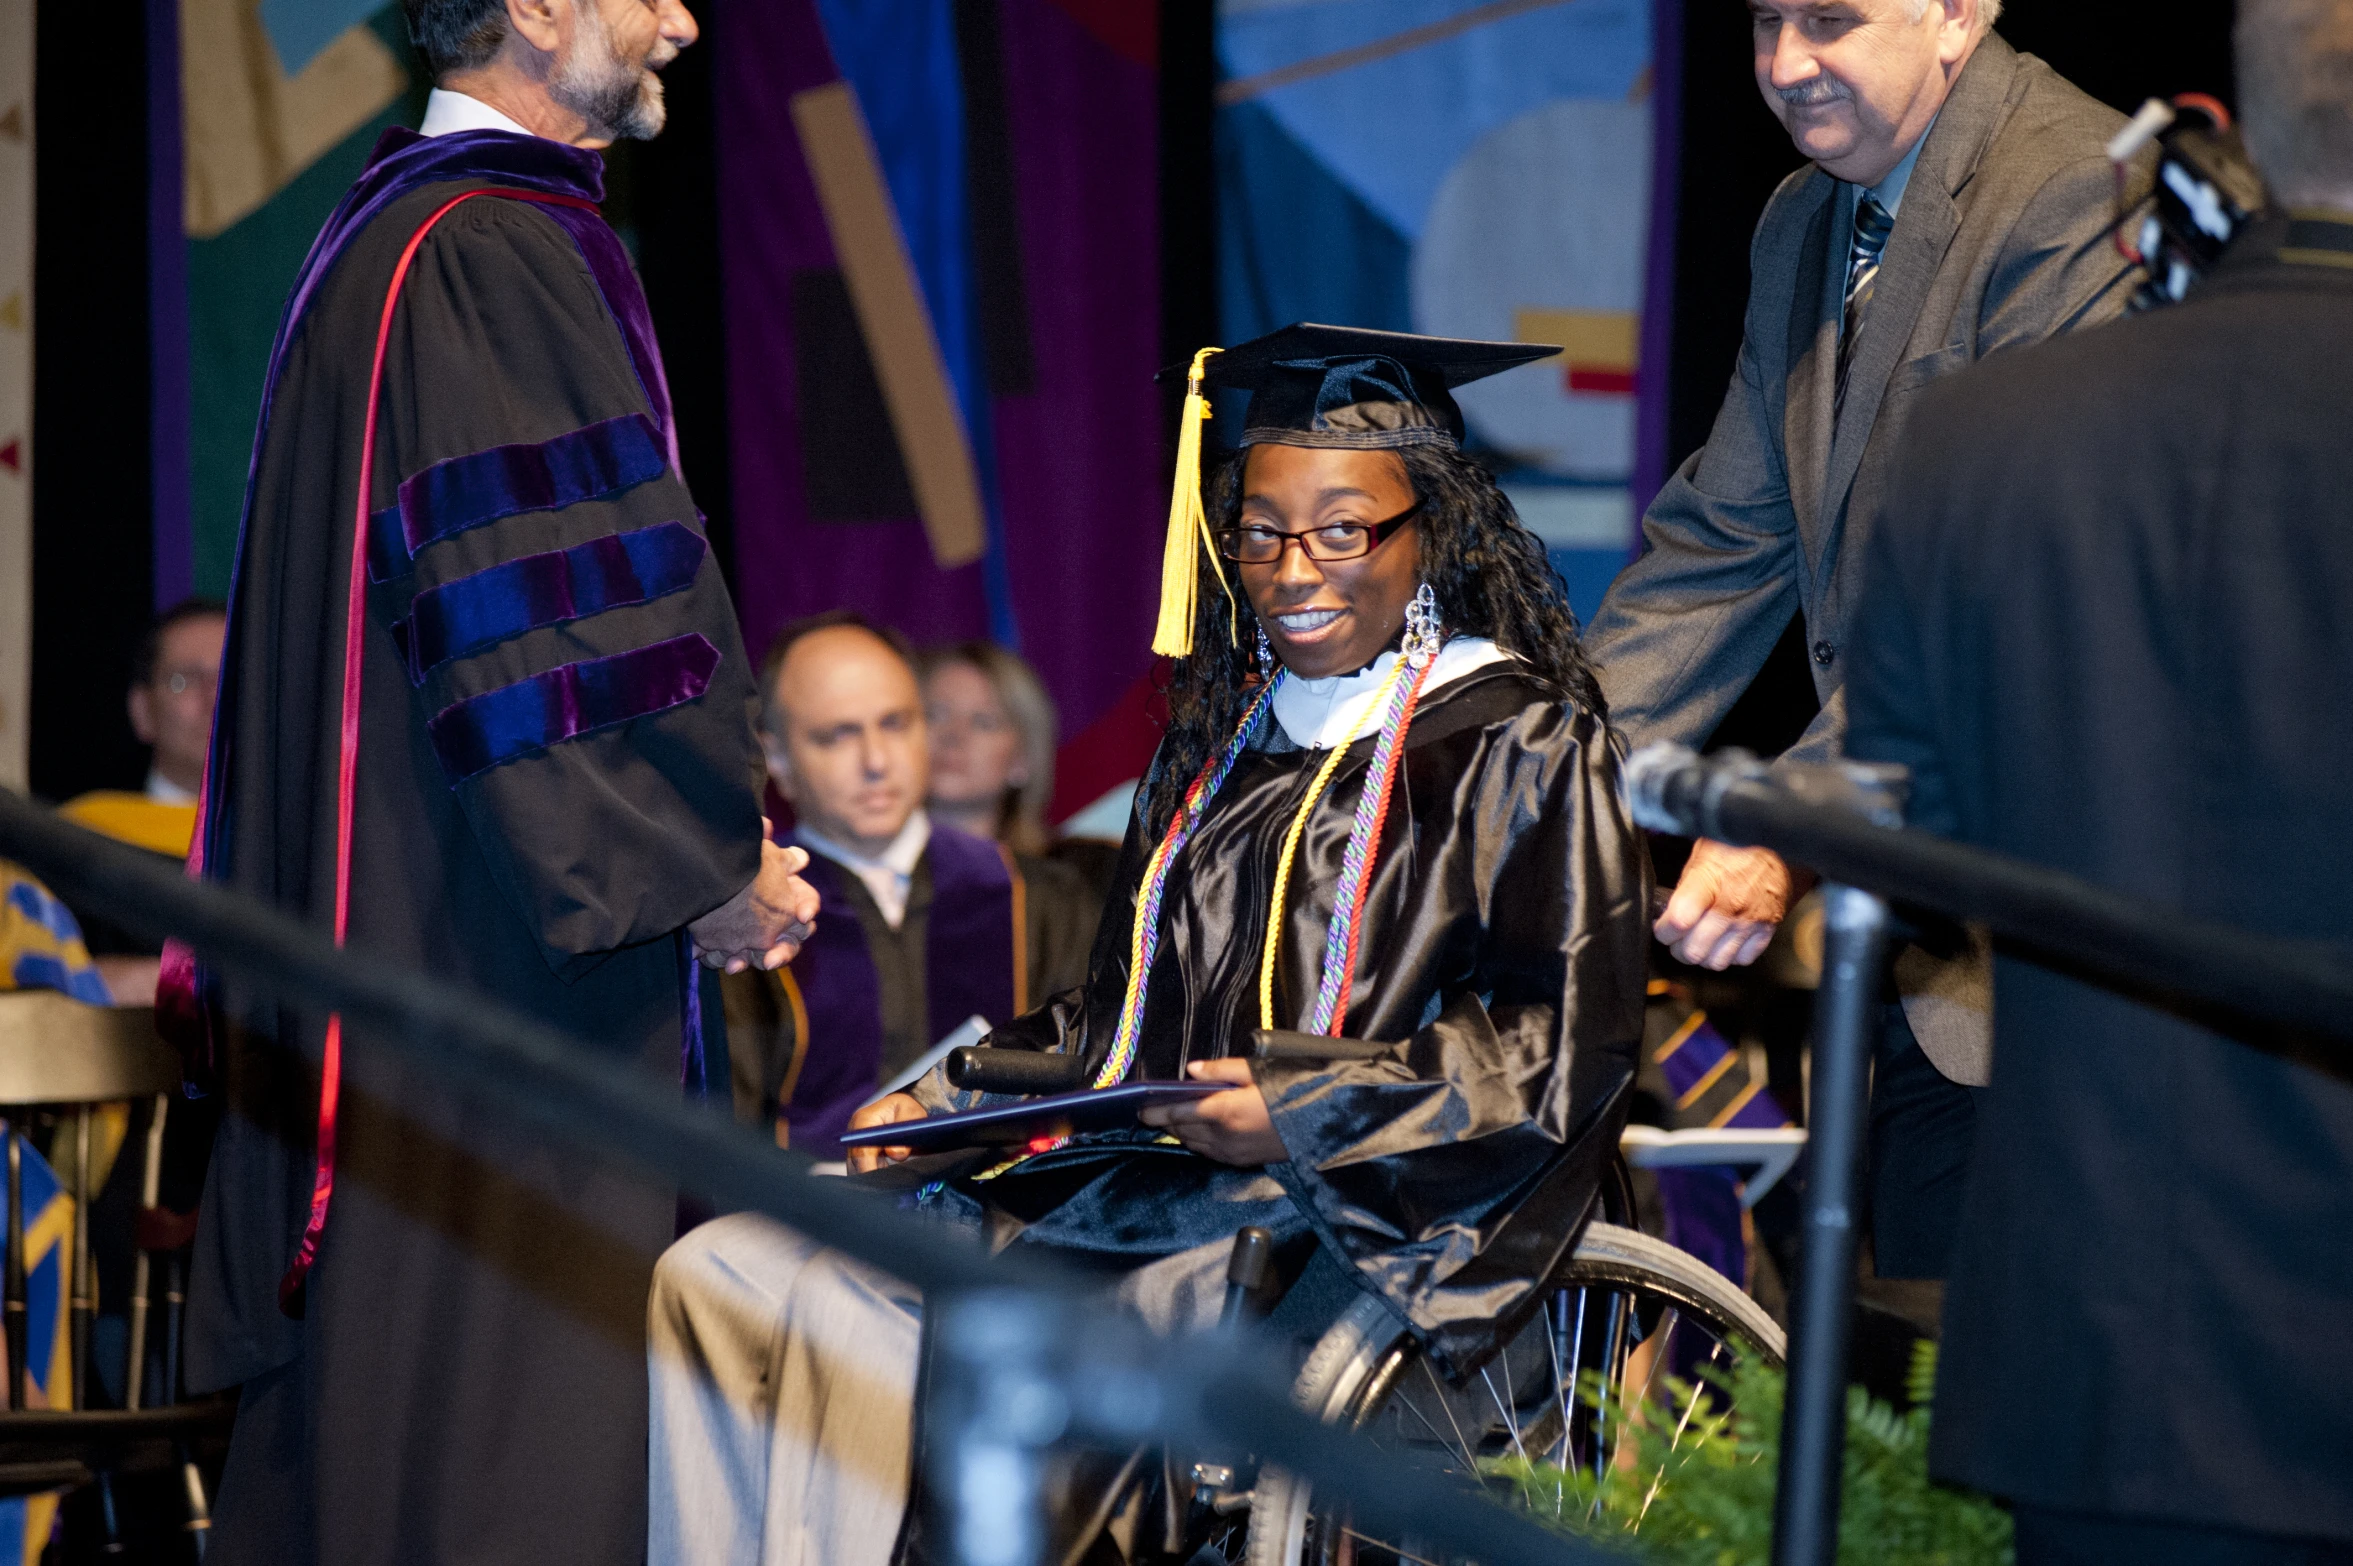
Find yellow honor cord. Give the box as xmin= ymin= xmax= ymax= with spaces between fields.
xmin=1151 ymin=347 xmax=1236 ymax=658
xmin=1256 ymin=656 xmax=1412 ymax=1030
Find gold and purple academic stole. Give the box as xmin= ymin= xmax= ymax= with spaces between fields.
xmin=782 ymin=831 xmax=1023 ymax=1159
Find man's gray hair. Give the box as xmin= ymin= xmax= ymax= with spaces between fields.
xmin=1906 ymin=0 xmax=2003 ymax=28
xmin=2239 ymin=0 xmax=2353 ymax=206
xmin=404 ymin=0 xmax=509 ymax=79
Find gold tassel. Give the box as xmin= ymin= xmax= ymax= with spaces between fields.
xmin=1151 ymin=347 xmax=1234 ymax=658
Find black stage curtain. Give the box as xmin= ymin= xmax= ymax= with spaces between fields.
xmin=29 ymin=0 xmax=157 ymax=803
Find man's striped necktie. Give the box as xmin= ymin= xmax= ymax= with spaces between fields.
xmin=1836 ymin=190 xmax=1894 ymax=409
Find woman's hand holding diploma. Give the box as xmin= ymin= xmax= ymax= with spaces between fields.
xmin=1138 ymin=1059 xmax=1287 ymax=1167
xmin=846 ymin=1093 xmax=927 ymax=1173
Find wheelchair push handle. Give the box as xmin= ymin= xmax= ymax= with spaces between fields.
xmin=1249 ymin=1029 xmax=1393 ymax=1063
xmin=1222 ymin=1227 xmax=1275 ymax=1328
xmin=943 ymin=1047 xmax=1089 ymax=1096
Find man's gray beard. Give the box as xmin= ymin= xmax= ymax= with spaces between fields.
xmin=551 ymin=7 xmax=669 ymax=141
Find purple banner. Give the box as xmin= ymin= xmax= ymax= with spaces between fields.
xmin=715 ymin=0 xmax=1162 ymax=745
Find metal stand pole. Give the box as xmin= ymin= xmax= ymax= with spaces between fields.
xmin=1769 ymin=884 xmax=1894 ymax=1566
xmin=930 ymin=1291 xmax=1064 ymax=1566
xmin=72 ymin=1106 xmax=93 ymax=1410
xmin=126 ymin=1094 xmax=168 ymax=1410
xmin=5 ymin=1127 xmax=23 ymax=1410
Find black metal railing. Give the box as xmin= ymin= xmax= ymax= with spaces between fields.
xmin=12 ymin=746 xmax=2344 ymax=1566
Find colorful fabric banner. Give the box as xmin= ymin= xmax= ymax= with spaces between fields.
xmin=179 ymin=0 xmax=407 ymax=242
xmin=717 ymin=0 xmax=1165 ymax=791
xmin=170 ymin=6 xmax=426 ymax=602
xmin=1215 ymin=0 xmax=1671 ymax=622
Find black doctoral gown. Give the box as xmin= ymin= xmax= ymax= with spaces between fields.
xmin=182 ymin=129 xmax=765 ymax=1564
xmin=911 ymin=661 xmax=1648 ymax=1374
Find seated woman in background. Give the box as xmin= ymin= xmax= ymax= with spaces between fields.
xmin=920 ymin=641 xmax=1059 ymax=856
xmin=647 ymin=326 xmax=1650 ymax=1566
xmin=922 ymin=640 xmax=1127 ymax=904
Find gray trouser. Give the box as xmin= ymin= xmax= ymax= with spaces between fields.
xmin=647 ymin=1213 xmax=1234 ymax=1566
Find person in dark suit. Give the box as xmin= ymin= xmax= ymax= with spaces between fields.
xmin=1584 ymin=0 xmax=2146 ymax=1277
xmin=1845 ymin=3 xmax=2353 ymax=1554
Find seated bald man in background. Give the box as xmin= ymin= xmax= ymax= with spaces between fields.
xmin=725 ymin=613 xmax=1097 ymax=1161
xmin=1582 ymin=0 xmax=2146 ymax=1281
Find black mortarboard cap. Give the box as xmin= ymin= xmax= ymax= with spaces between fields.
xmin=1179 ymin=323 xmax=1559 ymax=451
xmin=1147 ymin=325 xmax=1558 ymax=658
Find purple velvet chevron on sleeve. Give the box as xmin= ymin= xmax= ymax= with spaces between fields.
xmin=426 ymin=633 xmax=721 ymax=783
xmin=367 ymin=412 xmax=667 ymax=582
xmin=392 ymin=521 xmax=708 ymax=682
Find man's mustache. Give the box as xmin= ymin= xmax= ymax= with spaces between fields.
xmin=1777 ymin=78 xmax=1849 ymax=108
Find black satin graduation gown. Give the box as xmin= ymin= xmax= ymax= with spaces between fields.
xmin=914 ymin=663 xmax=1648 ymax=1374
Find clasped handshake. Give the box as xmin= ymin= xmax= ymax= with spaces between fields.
xmin=687 ymin=821 xmax=824 ymax=974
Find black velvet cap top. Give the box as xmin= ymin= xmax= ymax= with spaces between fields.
xmin=1184 ymin=323 xmax=1559 ymax=450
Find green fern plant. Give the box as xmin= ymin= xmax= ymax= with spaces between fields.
xmin=1485 ymin=1341 xmax=2012 ymax=1566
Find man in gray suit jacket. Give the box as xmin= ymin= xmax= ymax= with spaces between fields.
xmin=1584 ymin=0 xmax=2143 ymax=1276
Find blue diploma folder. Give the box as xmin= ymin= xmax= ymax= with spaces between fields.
xmin=838 ymin=1081 xmax=1225 ymax=1155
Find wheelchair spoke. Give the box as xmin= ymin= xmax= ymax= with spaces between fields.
xmin=1417 ymin=1357 xmax=1481 ymax=1477
xmin=1563 ymin=1286 xmax=1588 ymax=1470
xmin=1608 ymin=1306 xmax=1678 ymax=1476
xmin=1637 ymin=1339 xmax=1725 ymax=1527
xmin=1336 ymin=1525 xmax=1448 ymax=1566
xmin=1589 ymin=1291 xmax=1628 ymax=1517
xmin=1388 ymin=1379 xmax=1474 ymax=1472
xmin=1480 ymin=1363 xmax=1529 ymax=1465
xmin=1544 ymin=1295 xmax=1572 ymax=1486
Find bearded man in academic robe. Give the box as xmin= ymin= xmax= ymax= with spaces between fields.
xmin=173 ymin=1 xmax=822 ymax=1560
xmin=645 ymin=328 xmax=1651 ymax=1565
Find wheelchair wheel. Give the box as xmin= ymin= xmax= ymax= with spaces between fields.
xmin=1242 ymin=1222 xmax=1784 ymax=1566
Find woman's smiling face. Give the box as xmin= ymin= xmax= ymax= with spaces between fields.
xmin=1235 ymin=443 xmax=1423 ymax=680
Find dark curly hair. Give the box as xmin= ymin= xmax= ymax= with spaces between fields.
xmin=1139 ymin=442 xmax=1606 ymax=836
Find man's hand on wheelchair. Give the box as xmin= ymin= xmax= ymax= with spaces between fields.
xmin=846 ymin=1093 xmax=927 ymax=1174
xmin=1137 ymin=1059 xmax=1287 ymax=1166
xmin=1655 ymin=838 xmax=1807 ymax=970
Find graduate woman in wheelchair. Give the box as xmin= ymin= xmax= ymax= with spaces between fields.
xmin=648 ymin=327 xmax=1770 ymax=1566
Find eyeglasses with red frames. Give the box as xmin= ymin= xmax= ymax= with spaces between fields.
xmin=1214 ymin=498 xmax=1424 ymax=564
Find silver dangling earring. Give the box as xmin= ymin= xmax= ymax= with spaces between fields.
xmin=1255 ymin=623 xmax=1275 ymax=681
xmin=1402 ymin=583 xmax=1444 ymax=668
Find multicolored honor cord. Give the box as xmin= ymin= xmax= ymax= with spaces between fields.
xmin=1097 ymin=673 xmax=1283 ymax=1089
xmin=1257 ymin=654 xmax=1405 ymax=1031
xmin=959 ymin=674 xmax=1281 ymax=1185
xmin=1260 ymin=588 xmax=1445 ymax=1037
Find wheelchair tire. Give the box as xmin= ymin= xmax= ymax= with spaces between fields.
xmin=1242 ymin=1222 xmax=1783 ymax=1566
